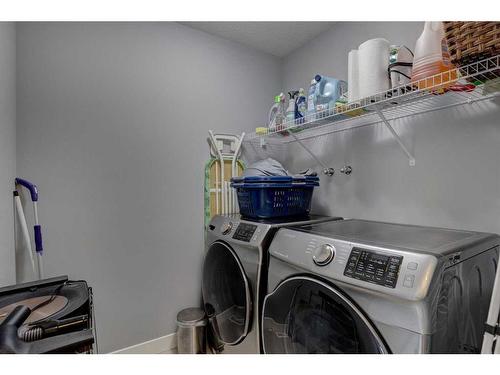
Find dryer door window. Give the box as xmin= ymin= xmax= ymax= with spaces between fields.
xmin=202 ymin=241 xmax=252 ymax=345
xmin=262 ymin=276 xmax=388 ymax=353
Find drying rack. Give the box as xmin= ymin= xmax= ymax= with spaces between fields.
xmin=245 ymin=54 xmax=500 ymax=173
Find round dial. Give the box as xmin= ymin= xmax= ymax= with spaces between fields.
xmin=221 ymin=221 xmax=233 ymax=235
xmin=313 ymin=244 xmax=335 ymax=266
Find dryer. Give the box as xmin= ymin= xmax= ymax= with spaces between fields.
xmin=262 ymin=219 xmax=500 ymax=354
xmin=202 ymin=214 xmax=342 ymax=354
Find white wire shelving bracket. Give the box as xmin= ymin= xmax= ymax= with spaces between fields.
xmin=246 ymin=55 xmax=500 ymax=172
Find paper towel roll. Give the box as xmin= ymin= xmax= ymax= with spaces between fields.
xmin=348 ymin=49 xmax=359 ymax=103
xmin=358 ymin=38 xmax=391 ymax=99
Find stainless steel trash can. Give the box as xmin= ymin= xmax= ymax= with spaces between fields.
xmin=176 ymin=307 xmax=207 ymax=354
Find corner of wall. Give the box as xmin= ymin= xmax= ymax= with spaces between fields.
xmin=0 ymin=22 xmax=17 ymax=286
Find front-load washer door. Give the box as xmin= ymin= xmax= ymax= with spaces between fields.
xmin=202 ymin=241 xmax=252 ymax=346
xmin=262 ymin=276 xmax=389 ymax=354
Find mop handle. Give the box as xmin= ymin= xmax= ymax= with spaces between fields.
xmin=15 ymin=178 xmax=38 ymax=202
xmin=13 ymin=191 xmax=36 ymax=273
xmin=34 ymin=223 xmax=43 ymax=254
xmin=15 ymin=178 xmax=43 ymax=253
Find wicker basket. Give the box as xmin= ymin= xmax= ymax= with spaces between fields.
xmin=444 ymin=22 xmax=500 ymax=66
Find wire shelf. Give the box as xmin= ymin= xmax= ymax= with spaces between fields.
xmin=246 ymin=55 xmax=500 ymax=145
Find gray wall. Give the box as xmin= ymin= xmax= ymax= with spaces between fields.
xmin=16 ymin=22 xmax=281 ymax=352
xmin=0 ymin=23 xmax=16 ymax=287
xmin=281 ymin=22 xmax=500 ymax=234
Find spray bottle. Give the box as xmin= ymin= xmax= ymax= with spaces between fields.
xmin=276 ymin=93 xmax=286 ymax=131
xmin=295 ymin=88 xmax=306 ymax=124
xmin=286 ymin=91 xmax=299 ymax=125
xmin=267 ymin=93 xmax=286 ymax=132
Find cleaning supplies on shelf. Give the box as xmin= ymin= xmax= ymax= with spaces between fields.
xmin=295 ymin=88 xmax=307 ymax=124
xmin=276 ymin=93 xmax=286 ymax=131
xmin=285 ymin=88 xmax=307 ymax=133
xmin=335 ymin=88 xmax=368 ymax=118
xmin=307 ymin=77 xmax=319 ymax=120
xmin=267 ymin=96 xmax=279 ymax=131
xmin=358 ymin=38 xmax=391 ymax=99
xmin=389 ymin=45 xmax=414 ymax=89
xmin=286 ymin=91 xmax=299 ymax=124
xmin=267 ymin=93 xmax=286 ymax=132
xmin=314 ymin=74 xmax=347 ymax=119
xmin=333 ymin=93 xmax=353 ymax=119
xmin=348 ymin=49 xmax=360 ymax=103
xmin=340 ymin=104 xmax=368 ymax=118
xmin=411 ymin=21 xmax=457 ymax=90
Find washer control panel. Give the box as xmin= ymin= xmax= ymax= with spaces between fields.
xmin=344 ymin=248 xmax=403 ymax=288
xmin=268 ymin=228 xmax=439 ymax=301
xmin=232 ymin=223 xmax=258 ymax=242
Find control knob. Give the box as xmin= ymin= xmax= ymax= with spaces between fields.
xmin=221 ymin=221 xmax=233 ymax=235
xmin=313 ymin=244 xmax=335 ymax=266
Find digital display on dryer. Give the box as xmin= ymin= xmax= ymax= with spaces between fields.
xmin=344 ymin=248 xmax=403 ymax=288
xmin=232 ymin=223 xmax=257 ymax=242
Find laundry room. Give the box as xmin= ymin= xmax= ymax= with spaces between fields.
xmin=1 ymin=1 xmax=500 ymax=373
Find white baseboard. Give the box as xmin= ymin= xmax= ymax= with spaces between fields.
xmin=112 ymin=333 xmax=177 ymax=354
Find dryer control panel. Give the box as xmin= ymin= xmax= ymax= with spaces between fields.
xmin=232 ymin=223 xmax=258 ymax=242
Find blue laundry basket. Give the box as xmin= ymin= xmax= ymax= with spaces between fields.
xmin=231 ymin=176 xmax=319 ymax=219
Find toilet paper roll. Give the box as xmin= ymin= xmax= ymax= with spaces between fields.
xmin=358 ymin=38 xmax=391 ymax=99
xmin=348 ymin=49 xmax=359 ymax=103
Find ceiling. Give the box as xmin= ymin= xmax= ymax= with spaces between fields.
xmin=180 ymin=22 xmax=334 ymax=58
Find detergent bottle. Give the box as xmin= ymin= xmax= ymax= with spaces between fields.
xmin=411 ymin=22 xmax=457 ymax=90
xmin=314 ymin=75 xmax=347 ymax=119
xmin=306 ymin=77 xmax=319 ymax=120
xmin=295 ymin=88 xmax=307 ymax=124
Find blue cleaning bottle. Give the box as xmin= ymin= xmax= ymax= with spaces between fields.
xmin=295 ymin=88 xmax=307 ymax=124
xmin=306 ymin=76 xmax=320 ymax=120
xmin=314 ymin=74 xmax=347 ymax=119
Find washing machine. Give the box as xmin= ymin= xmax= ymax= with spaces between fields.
xmin=202 ymin=214 xmax=342 ymax=354
xmin=262 ymin=219 xmax=500 ymax=354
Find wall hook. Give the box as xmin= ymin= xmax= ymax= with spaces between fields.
xmin=323 ymin=168 xmax=335 ymax=176
xmin=340 ymin=166 xmax=352 ymax=175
